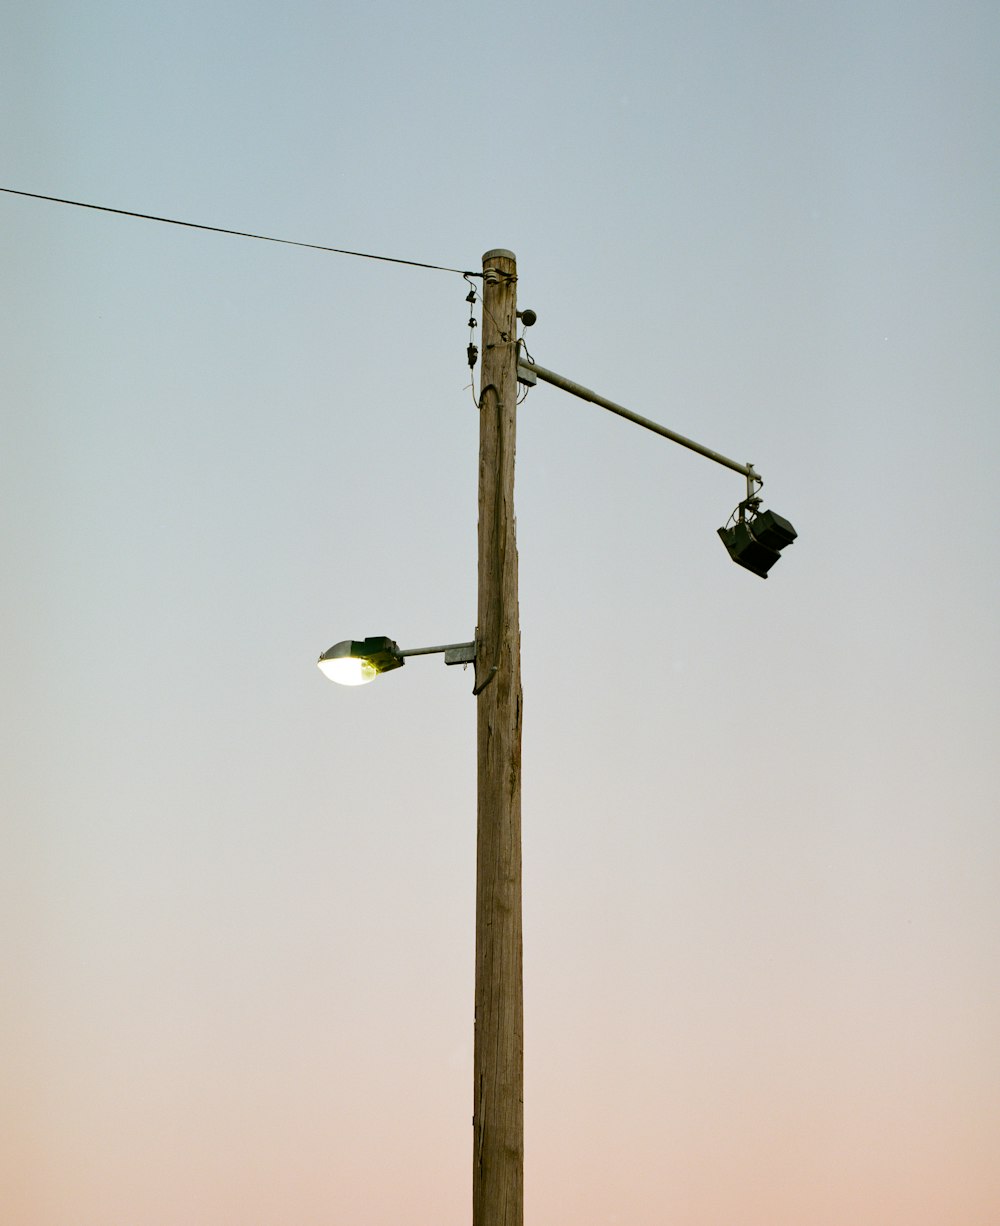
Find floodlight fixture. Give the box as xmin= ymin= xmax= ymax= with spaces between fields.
xmin=718 ymin=503 xmax=797 ymax=578
xmin=317 ymin=636 xmax=476 ymax=686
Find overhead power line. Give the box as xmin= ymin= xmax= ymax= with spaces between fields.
xmin=0 ymin=187 xmax=478 ymax=277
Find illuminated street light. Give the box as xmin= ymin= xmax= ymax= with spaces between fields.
xmin=316 ymin=636 xmax=403 ymax=685
xmin=317 ymin=636 xmax=475 ymax=685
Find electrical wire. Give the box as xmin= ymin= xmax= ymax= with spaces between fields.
xmin=0 ymin=187 xmax=479 ymax=277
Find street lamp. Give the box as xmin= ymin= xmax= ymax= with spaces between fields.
xmin=316 ymin=636 xmax=402 ymax=685
xmin=317 ymin=636 xmax=477 ymax=685
xmin=320 ymin=248 xmax=796 ymax=1226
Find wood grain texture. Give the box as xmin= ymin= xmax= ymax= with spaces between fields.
xmin=473 ymin=248 xmax=523 ymax=1226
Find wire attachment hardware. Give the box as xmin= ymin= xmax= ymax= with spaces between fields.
xmin=464 ymin=275 xmax=481 ymax=377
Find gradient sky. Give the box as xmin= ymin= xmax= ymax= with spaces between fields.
xmin=2 ymin=2 xmax=999 ymax=1224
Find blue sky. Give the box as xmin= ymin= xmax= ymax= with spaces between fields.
xmin=2 ymin=3 xmax=999 ymax=1223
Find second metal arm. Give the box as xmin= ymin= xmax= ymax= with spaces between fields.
xmin=518 ymin=357 xmax=762 ymax=496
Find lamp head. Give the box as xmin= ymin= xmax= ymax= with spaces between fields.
xmin=718 ymin=508 xmax=797 ymax=578
xmin=317 ymin=636 xmax=404 ymax=685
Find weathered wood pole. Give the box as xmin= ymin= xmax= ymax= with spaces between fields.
xmin=473 ymin=248 xmax=523 ymax=1226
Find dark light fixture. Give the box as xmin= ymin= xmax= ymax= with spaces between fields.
xmin=718 ymin=505 xmax=797 ymax=578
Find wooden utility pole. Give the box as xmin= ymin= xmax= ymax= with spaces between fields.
xmin=474 ymin=248 xmax=523 ymax=1226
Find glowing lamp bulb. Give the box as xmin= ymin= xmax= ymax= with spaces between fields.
xmin=317 ymin=656 xmax=378 ymax=686
xmin=317 ymin=637 xmax=403 ymax=686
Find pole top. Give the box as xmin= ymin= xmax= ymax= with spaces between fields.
xmin=482 ymin=248 xmax=516 ymax=264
